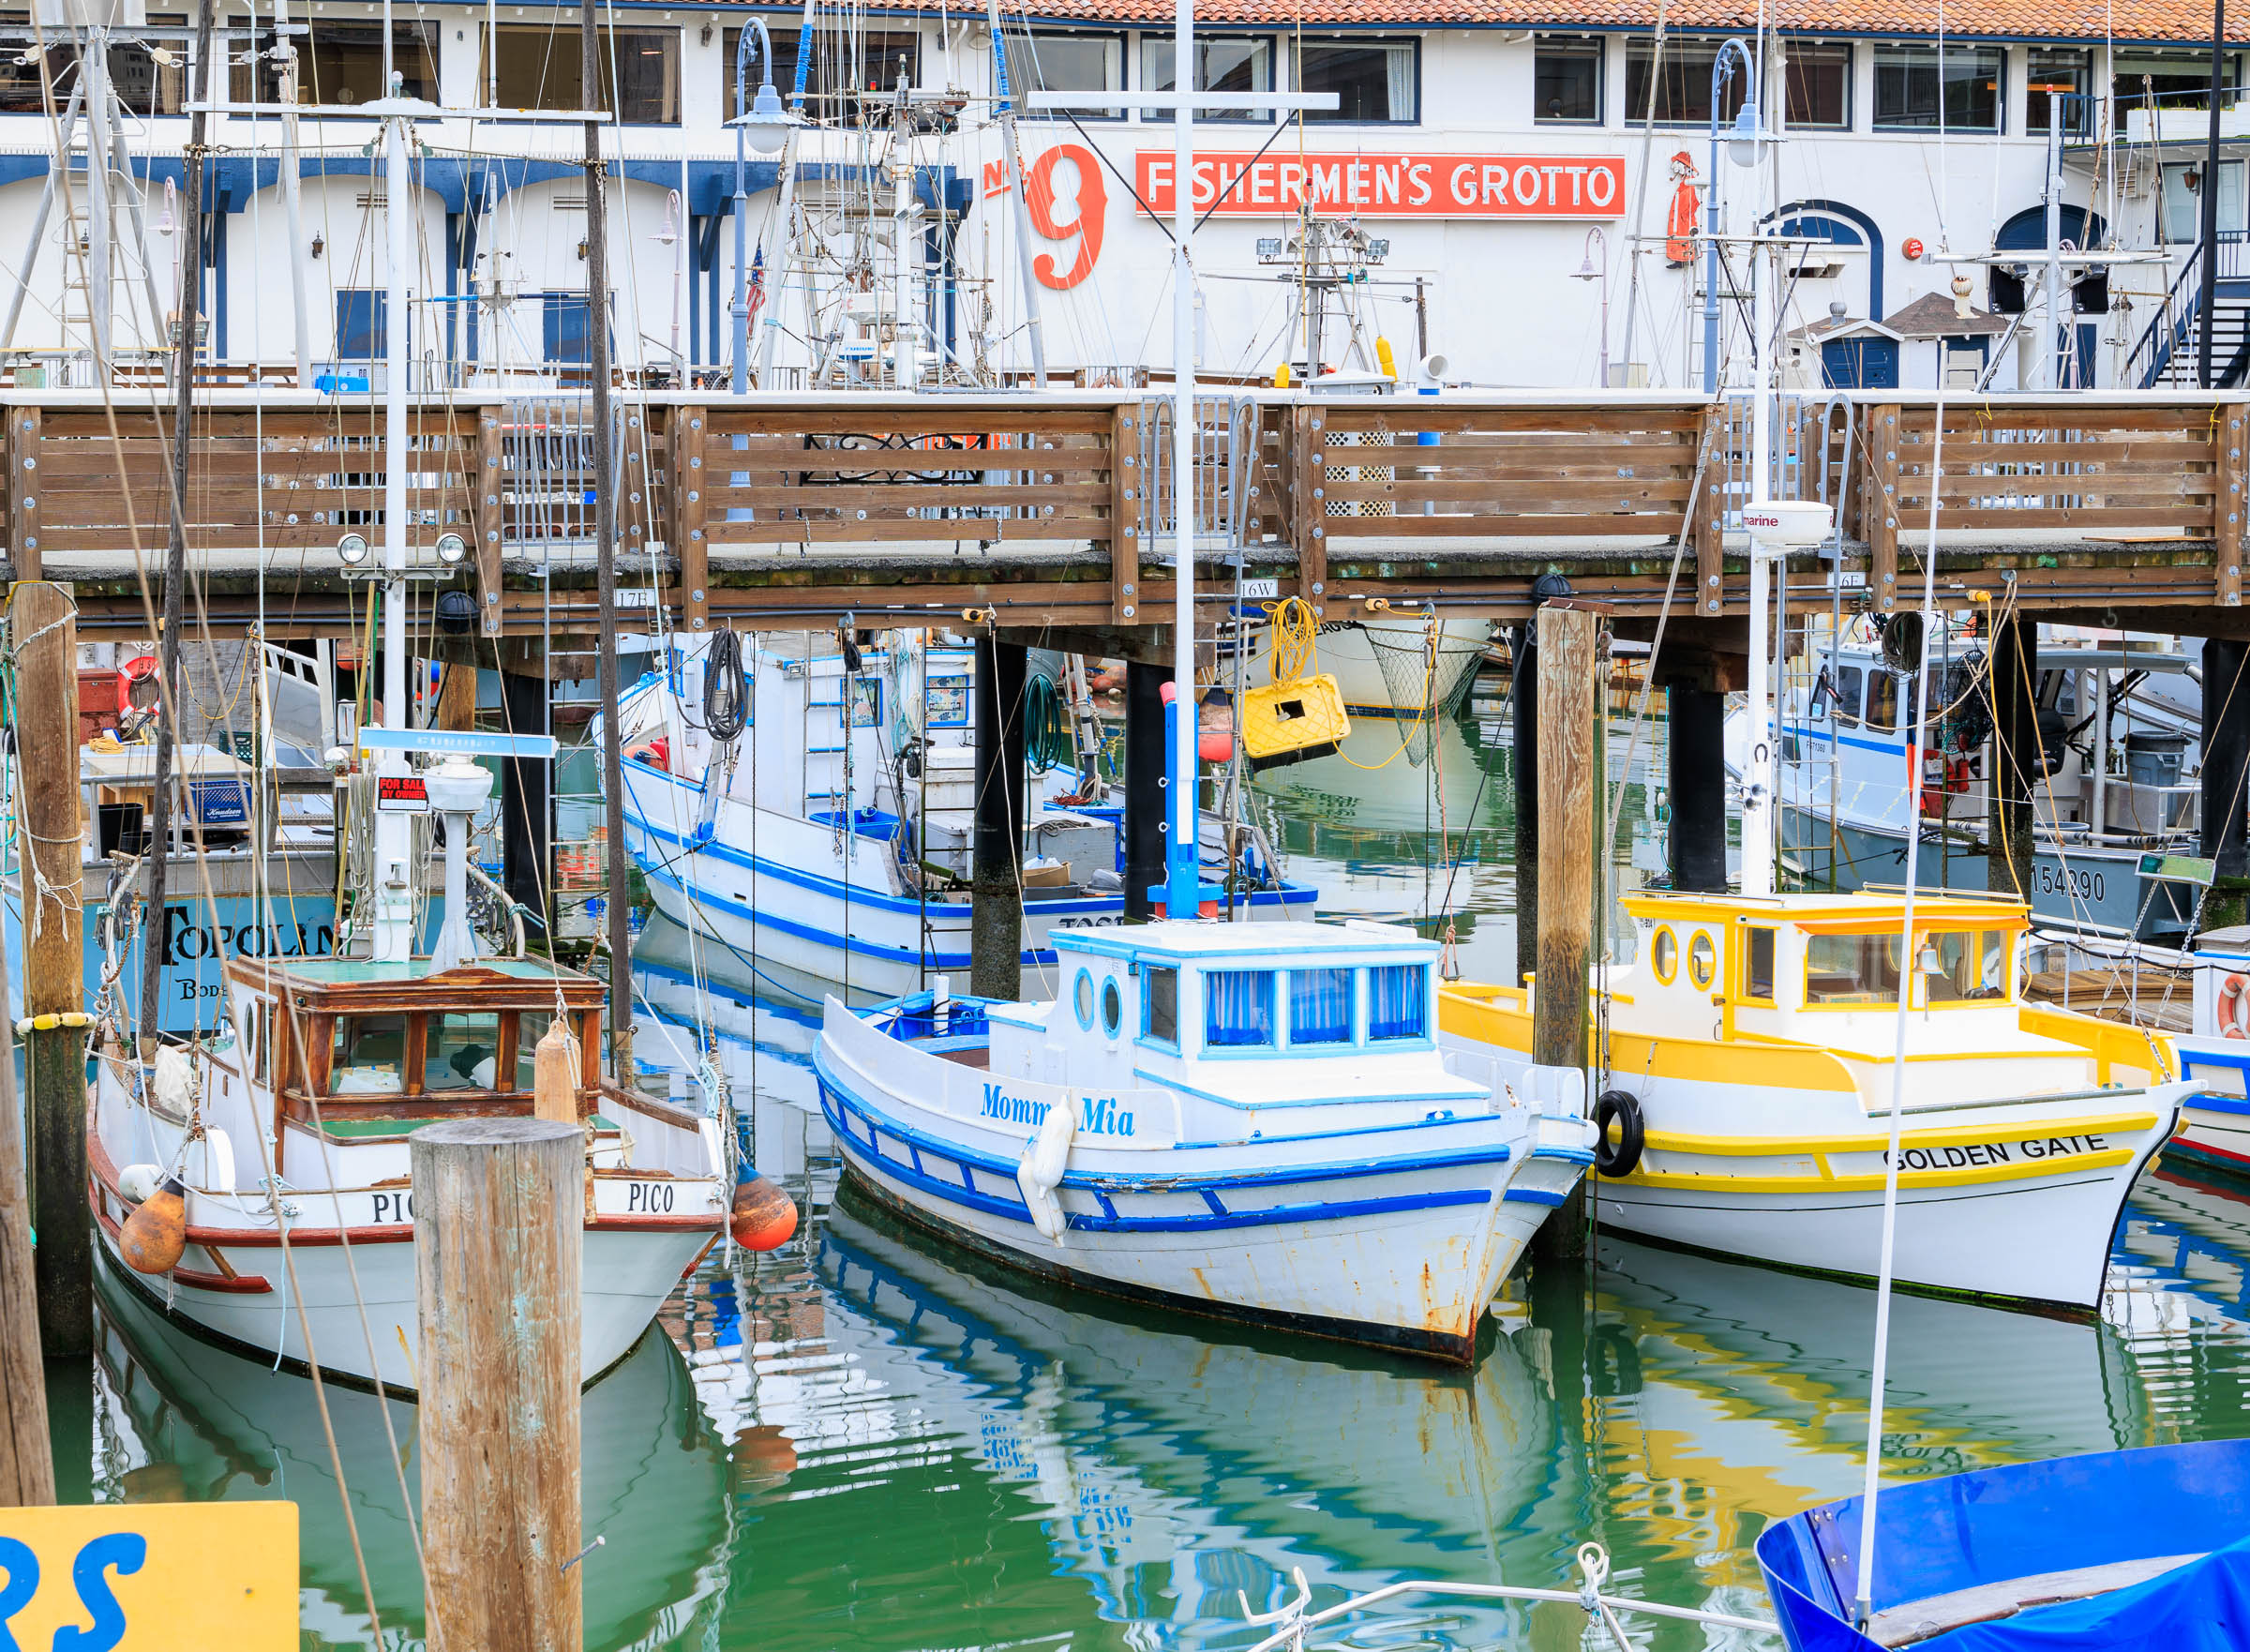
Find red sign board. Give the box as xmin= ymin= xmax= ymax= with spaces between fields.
xmin=376 ymin=775 xmax=429 ymax=814
xmin=1135 ymin=150 xmax=1625 ymax=218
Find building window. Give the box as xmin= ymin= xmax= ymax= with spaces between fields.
xmin=2114 ymin=50 xmax=2242 ymax=113
xmin=543 ymin=293 xmax=596 ymax=364
xmin=488 ymin=23 xmax=679 ymax=124
xmin=232 ymin=18 xmax=437 ymax=104
xmin=1206 ymin=969 xmax=1277 ymax=1048
xmin=728 ymin=26 xmax=919 ymax=125
xmin=1873 ymin=43 xmax=2001 ymax=132
xmin=1289 ymin=968 xmax=1354 ymax=1044
xmin=1297 ymin=38 xmax=1417 ymax=124
xmin=1785 ymin=41 xmax=1852 ymax=128
xmin=2162 ymin=158 xmax=2247 ymax=242
xmin=1142 ymin=35 xmax=1273 ymax=122
xmin=1368 ymin=965 xmax=1427 ymax=1042
xmin=335 ymin=290 xmax=387 ymax=360
xmin=1145 ymin=966 xmax=1178 ymax=1044
xmin=2026 ymin=47 xmax=2091 ymax=137
xmin=1622 ymin=38 xmax=1751 ymax=126
xmin=1001 ymin=30 xmax=1122 ymax=119
xmin=1534 ymin=36 xmax=1604 ymax=124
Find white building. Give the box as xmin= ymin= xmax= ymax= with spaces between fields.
xmin=0 ymin=2 xmax=2238 ymax=389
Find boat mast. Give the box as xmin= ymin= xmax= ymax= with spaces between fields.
xmin=367 ymin=97 xmax=416 ymax=963
xmin=984 ymin=0 xmax=1048 ymax=390
xmin=1162 ymin=0 xmax=1198 ymax=918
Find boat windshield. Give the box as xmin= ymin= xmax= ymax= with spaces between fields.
xmin=428 ymin=1012 xmax=502 ymax=1090
xmin=1805 ymin=933 xmax=1902 ymax=1005
xmin=1921 ymin=928 xmax=2011 ymax=1002
xmin=331 ymin=1014 xmax=407 ymax=1093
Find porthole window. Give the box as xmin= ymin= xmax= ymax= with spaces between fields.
xmin=1073 ymin=969 xmax=1096 ymax=1029
xmin=1101 ymin=979 xmax=1123 ymax=1038
xmin=1651 ymin=926 xmax=1678 ymax=984
xmin=1688 ymin=930 xmax=1718 ymax=991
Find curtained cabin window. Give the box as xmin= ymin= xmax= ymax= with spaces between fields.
xmin=1289 ymin=969 xmax=1354 ymax=1045
xmin=1368 ymin=965 xmax=1427 ymax=1042
xmin=1205 ymin=970 xmax=1276 ymax=1048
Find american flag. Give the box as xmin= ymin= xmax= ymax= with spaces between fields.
xmin=745 ymin=246 xmax=767 ymax=329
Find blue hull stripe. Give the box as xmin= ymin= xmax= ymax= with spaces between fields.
xmin=814 ymin=1048 xmax=1513 ymax=1195
xmin=1503 ymin=1187 xmax=1568 ymax=1206
xmin=823 ymin=1087 xmax=1494 ymax=1235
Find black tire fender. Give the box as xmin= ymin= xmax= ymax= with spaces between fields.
xmin=1593 ymin=1089 xmax=1645 ymax=1179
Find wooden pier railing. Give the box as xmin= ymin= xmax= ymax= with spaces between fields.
xmin=7 ymin=389 xmax=2245 ymax=639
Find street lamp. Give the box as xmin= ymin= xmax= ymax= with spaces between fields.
xmin=1573 ymin=226 xmax=1610 ymax=388
xmin=1702 ymin=36 xmax=1780 ymax=393
xmin=731 ymin=18 xmax=794 ymax=395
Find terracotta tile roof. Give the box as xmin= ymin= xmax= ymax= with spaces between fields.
xmin=944 ymin=0 xmax=2243 ymax=41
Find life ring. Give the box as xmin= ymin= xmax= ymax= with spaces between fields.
xmin=1593 ymin=1089 xmax=1645 ymax=1179
xmin=1590 ymin=1324 xmax=1644 ymax=1398
xmin=2219 ymin=973 xmax=2250 ymax=1040
xmin=117 ymin=653 xmax=159 ymax=715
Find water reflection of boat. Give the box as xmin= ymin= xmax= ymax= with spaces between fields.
xmin=91 ymin=1254 xmax=730 ymax=1652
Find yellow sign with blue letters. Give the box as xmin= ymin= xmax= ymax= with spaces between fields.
xmin=0 ymin=1502 xmax=297 ymax=1649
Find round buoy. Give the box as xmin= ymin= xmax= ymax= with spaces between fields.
xmin=1197 ymin=729 xmax=1235 ymax=764
xmin=729 ymin=1174 xmax=798 ymax=1252
xmin=120 ymin=1175 xmax=188 ymax=1274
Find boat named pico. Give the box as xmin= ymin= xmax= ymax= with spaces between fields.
xmin=812 ymin=918 xmax=1596 ymax=1360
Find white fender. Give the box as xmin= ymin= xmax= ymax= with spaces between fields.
xmin=1015 ymin=1096 xmax=1076 ymax=1243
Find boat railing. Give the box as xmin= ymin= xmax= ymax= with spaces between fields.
xmin=865 ymin=989 xmax=993 ymax=1044
xmin=1233 ymin=1547 xmax=1778 ymax=1652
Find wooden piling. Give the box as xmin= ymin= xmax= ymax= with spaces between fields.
xmin=1987 ymin=612 xmax=2036 ymax=903
xmin=0 ymin=903 xmax=54 ymax=1506
xmin=1510 ymin=623 xmax=1538 ymax=990
xmin=10 ymin=580 xmax=89 ymax=1355
xmin=970 ymin=636 xmax=1028 ymax=999
xmin=1531 ymin=602 xmax=1601 ymax=1261
xmin=2204 ymin=638 xmax=2250 ymax=929
xmin=413 ymin=1117 xmax=583 ymax=1652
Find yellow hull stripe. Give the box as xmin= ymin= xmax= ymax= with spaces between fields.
xmin=1612 ymin=1147 xmax=2138 ymax=1196
xmin=1641 ymin=1113 xmax=2160 ymax=1158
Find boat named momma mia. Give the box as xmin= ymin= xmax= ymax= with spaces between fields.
xmin=812 ymin=919 xmax=1595 ymax=1359
xmin=1441 ymin=889 xmax=2193 ymax=1313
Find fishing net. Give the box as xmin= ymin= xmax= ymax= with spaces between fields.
xmin=1364 ymin=623 xmax=1488 ymax=766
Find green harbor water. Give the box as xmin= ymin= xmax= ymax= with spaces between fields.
xmin=51 ymin=688 xmax=2250 ymax=1650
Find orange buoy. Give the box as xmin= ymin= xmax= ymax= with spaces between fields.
xmin=120 ymin=1175 xmax=188 ymax=1274
xmin=1198 ymin=729 xmax=1235 ymax=763
xmin=729 ymin=1174 xmax=798 ymax=1252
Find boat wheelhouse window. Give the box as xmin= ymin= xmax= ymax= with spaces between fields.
xmin=1001 ymin=30 xmax=1124 ymax=121
xmin=1784 ymin=42 xmax=1852 ymax=129
xmin=428 ymin=1013 xmax=502 ymax=1091
xmin=1145 ymin=967 xmax=1178 ymax=1044
xmin=1804 ymin=932 xmax=1902 ymax=1004
xmin=1921 ymin=929 xmax=2011 ymax=1003
xmin=2026 ymin=48 xmax=2092 ymax=137
xmin=1073 ymin=970 xmax=1096 ymax=1028
xmin=1873 ymin=43 xmax=2002 ymax=132
xmin=516 ymin=1011 xmax=557 ymax=1090
xmin=1207 ymin=969 xmax=1277 ymax=1047
xmin=1744 ymin=927 xmax=1777 ymax=1001
xmin=1368 ymin=965 xmax=1427 ymax=1042
xmin=1688 ymin=931 xmax=1718 ymax=990
xmin=245 ymin=999 xmax=272 ymax=1084
xmin=1622 ymin=39 xmax=1749 ymax=126
xmin=1295 ymin=38 xmax=1418 ymax=125
xmin=1102 ymin=979 xmax=1123 ymax=1038
xmin=488 ymin=23 xmax=680 ymax=124
xmin=1142 ymin=36 xmax=1275 ymax=123
xmin=1290 ymin=968 xmax=1354 ymax=1044
xmin=1833 ymin=665 xmax=1862 ymax=725
xmin=1533 ymin=36 xmax=1603 ymax=125
xmin=1650 ymin=926 xmax=1678 ymax=984
xmin=730 ymin=26 xmax=922 ymax=126
xmin=331 ymin=1015 xmax=408 ymax=1094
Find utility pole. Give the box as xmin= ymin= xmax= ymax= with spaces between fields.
xmin=0 ymin=895 xmax=53 ymax=1506
xmin=9 ymin=580 xmax=88 ymax=1359
xmin=585 ymin=0 xmax=632 ymax=1077
xmin=140 ymin=0 xmax=218 ymax=1050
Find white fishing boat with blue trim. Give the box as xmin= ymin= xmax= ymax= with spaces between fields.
xmin=612 ymin=632 xmax=1315 ymax=997
xmin=811 ymin=920 xmax=1595 ymax=1360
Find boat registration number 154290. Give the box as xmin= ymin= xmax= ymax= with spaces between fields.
xmin=2030 ymin=863 xmax=2106 ymax=904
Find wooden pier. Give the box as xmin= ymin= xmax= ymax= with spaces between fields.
xmin=7 ymin=388 xmax=2248 ymax=647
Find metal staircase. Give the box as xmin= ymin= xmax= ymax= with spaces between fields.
xmin=2131 ymin=234 xmax=2250 ymax=386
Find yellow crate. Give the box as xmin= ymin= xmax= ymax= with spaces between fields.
xmin=1240 ymin=674 xmax=1350 ymax=773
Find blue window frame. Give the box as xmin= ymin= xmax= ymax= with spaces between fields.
xmin=1205 ymin=969 xmax=1276 ymax=1048
xmin=335 ymin=289 xmax=387 ymax=359
xmin=1144 ymin=966 xmax=1178 ymax=1045
xmin=1289 ymin=968 xmax=1353 ymax=1044
xmin=1369 ymin=964 xmax=1427 ymax=1041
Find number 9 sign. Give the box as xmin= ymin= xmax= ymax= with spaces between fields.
xmin=1024 ymin=144 xmax=1106 ymax=291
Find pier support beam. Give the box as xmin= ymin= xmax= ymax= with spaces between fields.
xmin=1123 ymin=660 xmax=1166 ymax=923
xmin=1987 ymin=614 xmax=2036 ymax=903
xmin=2204 ymin=638 xmax=2250 ymax=929
xmin=1532 ymin=602 xmax=1600 ymax=1262
xmin=10 ymin=581 xmax=89 ymax=1356
xmin=501 ymin=668 xmax=551 ymax=939
xmin=971 ymin=637 xmax=1028 ymax=1000
xmin=1665 ymin=681 xmax=1729 ymax=893
xmin=0 ymin=908 xmax=53 ymax=1506
xmin=1511 ymin=623 xmax=1538 ymax=988
xmin=414 ymin=1117 xmax=581 ymax=1652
